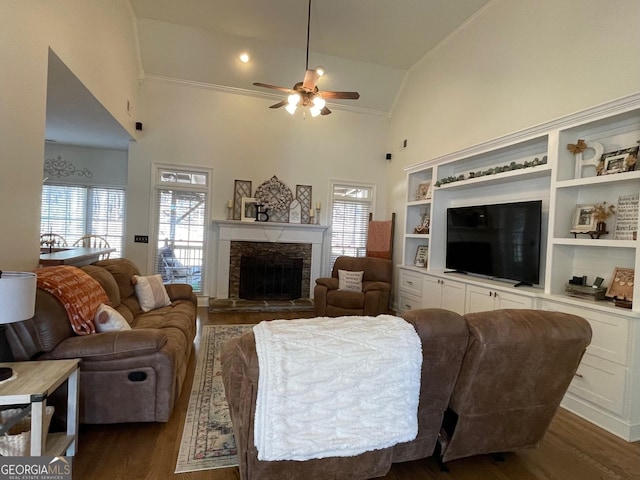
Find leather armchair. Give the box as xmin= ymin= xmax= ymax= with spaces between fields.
xmin=313 ymin=256 xmax=392 ymax=317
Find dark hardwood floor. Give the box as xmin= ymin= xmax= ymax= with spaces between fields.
xmin=73 ymin=307 xmax=640 ymax=480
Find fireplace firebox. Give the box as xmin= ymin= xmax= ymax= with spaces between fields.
xmin=239 ymin=254 xmax=303 ymax=300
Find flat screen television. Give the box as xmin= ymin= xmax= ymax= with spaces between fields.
xmin=446 ymin=200 xmax=542 ymax=286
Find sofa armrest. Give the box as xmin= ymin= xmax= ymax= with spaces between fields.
xmin=43 ymin=329 xmax=168 ymax=361
xmin=315 ymin=277 xmax=339 ymax=290
xmin=165 ymin=283 xmax=195 ymax=303
xmin=363 ymin=281 xmax=391 ymax=293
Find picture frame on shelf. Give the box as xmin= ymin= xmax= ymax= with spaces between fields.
xmin=415 ymin=182 xmax=431 ymax=201
xmin=241 ymin=197 xmax=257 ymax=222
xmin=414 ymin=245 xmax=428 ymax=267
xmin=605 ymin=267 xmax=634 ymax=301
xmin=597 ymin=146 xmax=639 ymax=176
xmin=570 ymin=204 xmax=597 ymax=233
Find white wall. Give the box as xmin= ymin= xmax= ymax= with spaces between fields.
xmin=0 ymin=0 xmax=139 ymax=269
xmin=44 ymin=143 xmax=128 ymax=187
xmin=127 ymin=77 xmax=392 ymax=295
xmin=387 ymin=0 xmax=640 ymax=271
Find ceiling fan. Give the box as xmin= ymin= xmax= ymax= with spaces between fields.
xmin=253 ymin=0 xmax=360 ymax=117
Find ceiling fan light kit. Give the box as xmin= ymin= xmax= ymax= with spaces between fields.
xmin=252 ymin=0 xmax=359 ymax=117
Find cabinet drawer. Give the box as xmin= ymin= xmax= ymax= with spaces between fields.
xmin=568 ymin=352 xmax=626 ymax=416
xmin=399 ymin=270 xmax=423 ymax=296
xmin=397 ymin=291 xmax=422 ymax=314
xmin=539 ymin=299 xmax=629 ymax=364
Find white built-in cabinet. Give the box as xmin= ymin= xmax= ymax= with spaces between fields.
xmin=397 ymin=93 xmax=640 ymax=441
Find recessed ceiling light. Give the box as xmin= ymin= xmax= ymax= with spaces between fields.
xmin=239 ymin=52 xmax=250 ymax=63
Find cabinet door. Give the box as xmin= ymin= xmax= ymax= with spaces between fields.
xmin=494 ymin=290 xmax=534 ymax=310
xmin=397 ymin=291 xmax=422 ymax=314
xmin=465 ymin=285 xmax=495 ymax=313
xmin=422 ymin=275 xmax=443 ymax=308
xmin=441 ymin=279 xmax=466 ymax=315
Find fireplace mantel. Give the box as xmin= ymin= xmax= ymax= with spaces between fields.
xmin=212 ymin=220 xmax=328 ymax=299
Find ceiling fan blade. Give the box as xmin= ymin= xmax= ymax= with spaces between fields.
xmin=321 ymin=91 xmax=360 ymax=100
xmin=302 ymin=69 xmax=320 ymax=91
xmin=269 ymin=100 xmax=287 ymax=109
xmin=320 ymin=106 xmax=332 ymax=116
xmin=253 ymin=82 xmax=293 ymax=94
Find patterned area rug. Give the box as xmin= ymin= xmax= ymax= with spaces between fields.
xmin=175 ymin=324 xmax=253 ymax=473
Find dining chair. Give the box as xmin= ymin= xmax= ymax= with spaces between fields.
xmin=40 ymin=233 xmax=68 ymax=248
xmin=73 ymin=235 xmax=111 ymax=260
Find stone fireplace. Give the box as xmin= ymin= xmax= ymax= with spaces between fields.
xmin=213 ymin=220 xmax=328 ymax=299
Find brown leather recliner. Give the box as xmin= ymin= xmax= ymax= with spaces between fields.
xmin=438 ymin=309 xmax=592 ymax=463
xmin=313 ymin=256 xmax=392 ymax=317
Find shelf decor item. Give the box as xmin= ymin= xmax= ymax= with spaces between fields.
xmin=567 ymin=139 xmax=604 ymax=179
xmin=597 ymin=146 xmax=639 ymax=176
xmin=241 ymin=197 xmax=258 ymax=222
xmin=296 ymin=185 xmax=312 ymax=224
xmin=255 ymin=175 xmax=294 ymax=222
xmin=233 ymin=180 xmax=252 ymax=220
xmin=614 ymin=193 xmax=639 ymax=240
xmin=415 ymin=182 xmax=431 ymax=200
xmin=592 ymin=202 xmax=616 ymax=235
xmin=605 ymin=267 xmax=634 ymax=302
xmin=570 ymin=204 xmax=597 ymax=233
xmin=414 ymin=245 xmax=428 ymax=267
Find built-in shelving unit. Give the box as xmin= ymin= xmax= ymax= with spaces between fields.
xmin=398 ymin=93 xmax=640 ymax=442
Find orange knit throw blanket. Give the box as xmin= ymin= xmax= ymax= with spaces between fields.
xmin=35 ymin=266 xmax=109 ymax=335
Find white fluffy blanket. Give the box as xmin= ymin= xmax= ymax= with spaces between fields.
xmin=253 ymin=315 xmax=422 ymax=461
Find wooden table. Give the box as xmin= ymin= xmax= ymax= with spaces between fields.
xmin=39 ymin=247 xmax=115 ymax=266
xmin=0 ymin=359 xmax=79 ymax=456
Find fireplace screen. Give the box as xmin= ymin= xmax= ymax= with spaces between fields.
xmin=239 ymin=255 xmax=303 ymax=300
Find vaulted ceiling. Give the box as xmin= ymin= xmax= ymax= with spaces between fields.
xmin=46 ymin=0 xmax=490 ymax=149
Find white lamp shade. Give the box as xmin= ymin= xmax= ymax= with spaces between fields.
xmin=0 ymin=272 xmax=37 ymax=324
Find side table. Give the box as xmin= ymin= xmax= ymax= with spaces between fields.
xmin=0 ymin=359 xmax=79 ymax=456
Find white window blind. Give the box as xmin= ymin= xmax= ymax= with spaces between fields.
xmin=40 ymin=184 xmax=125 ymax=256
xmin=329 ymin=183 xmax=374 ymax=269
xmin=153 ymin=167 xmax=209 ymax=294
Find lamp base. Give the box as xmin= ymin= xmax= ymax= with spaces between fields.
xmin=0 ymin=367 xmax=13 ymax=382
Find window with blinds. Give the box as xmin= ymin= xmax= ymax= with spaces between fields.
xmin=329 ymin=182 xmax=374 ymax=269
xmin=40 ymin=184 xmax=125 ymax=256
xmin=153 ymin=166 xmax=210 ymax=294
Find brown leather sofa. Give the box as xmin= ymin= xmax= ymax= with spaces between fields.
xmin=438 ymin=308 xmax=592 ymax=463
xmin=221 ymin=308 xmax=591 ymax=480
xmin=7 ymin=258 xmax=197 ymax=424
xmin=222 ymin=308 xmax=469 ymax=480
xmin=313 ymin=256 xmax=393 ymax=317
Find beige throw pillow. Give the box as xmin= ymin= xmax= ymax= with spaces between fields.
xmin=132 ymin=274 xmax=171 ymax=312
xmin=338 ymin=270 xmax=364 ymax=292
xmin=94 ymin=303 xmax=132 ymax=332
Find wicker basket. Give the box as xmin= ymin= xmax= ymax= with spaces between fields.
xmin=0 ymin=406 xmax=55 ymax=456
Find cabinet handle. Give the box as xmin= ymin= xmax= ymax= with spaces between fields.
xmin=494 ymin=291 xmax=498 ymax=297
xmin=574 ymin=373 xmax=584 ymax=378
xmin=406 ymin=281 xmax=414 ymax=286
xmin=489 ymin=291 xmax=493 ymax=297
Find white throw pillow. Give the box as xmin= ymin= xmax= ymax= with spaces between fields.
xmin=132 ymin=274 xmax=171 ymax=312
xmin=338 ymin=270 xmax=364 ymax=292
xmin=94 ymin=303 xmax=131 ymax=332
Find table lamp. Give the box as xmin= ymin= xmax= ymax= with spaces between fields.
xmin=0 ymin=271 xmax=37 ymax=381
